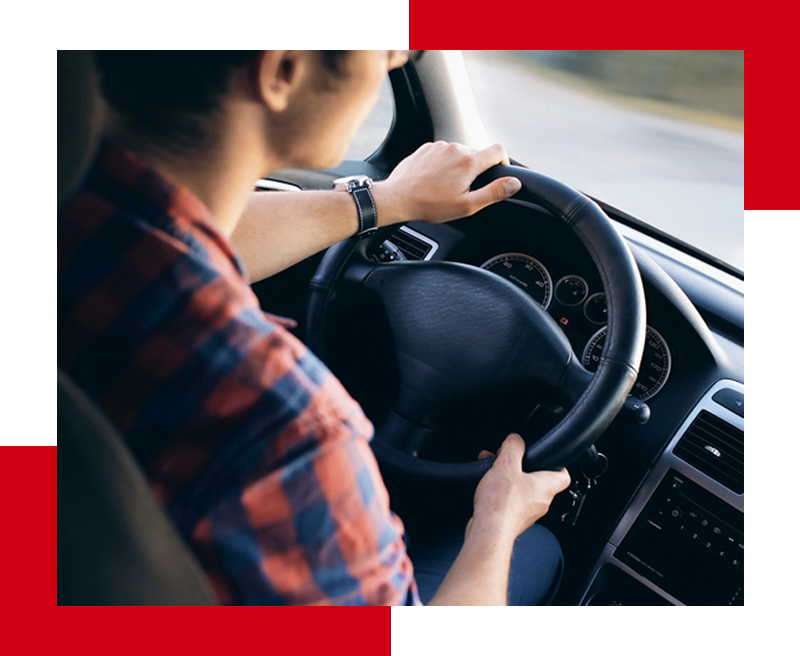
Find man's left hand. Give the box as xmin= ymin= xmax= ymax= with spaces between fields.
xmin=372 ymin=141 xmax=522 ymax=226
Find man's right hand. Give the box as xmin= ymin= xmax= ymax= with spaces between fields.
xmin=470 ymin=433 xmax=571 ymax=541
xmin=427 ymin=433 xmax=571 ymax=605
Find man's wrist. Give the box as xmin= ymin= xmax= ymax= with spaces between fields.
xmin=370 ymin=181 xmax=411 ymax=228
xmin=428 ymin=520 xmax=514 ymax=606
xmin=465 ymin=515 xmax=517 ymax=550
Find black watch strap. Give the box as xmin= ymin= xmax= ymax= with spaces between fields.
xmin=351 ymin=186 xmax=378 ymax=237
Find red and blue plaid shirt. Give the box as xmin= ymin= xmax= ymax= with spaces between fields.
xmin=58 ymin=141 xmax=419 ymax=605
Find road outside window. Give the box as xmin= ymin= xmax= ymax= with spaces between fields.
xmin=463 ymin=50 xmax=744 ymax=270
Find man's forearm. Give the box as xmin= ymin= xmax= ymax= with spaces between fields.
xmin=232 ymin=184 xmax=406 ymax=283
xmin=426 ymin=520 xmax=515 ymax=606
xmin=232 ymin=142 xmax=522 ymax=283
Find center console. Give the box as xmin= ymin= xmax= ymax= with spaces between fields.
xmin=579 ymin=380 xmax=744 ymax=606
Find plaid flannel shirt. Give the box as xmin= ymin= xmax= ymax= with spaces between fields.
xmin=58 ymin=141 xmax=419 ymax=605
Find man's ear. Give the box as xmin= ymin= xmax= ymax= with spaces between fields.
xmin=255 ymin=50 xmax=307 ymax=114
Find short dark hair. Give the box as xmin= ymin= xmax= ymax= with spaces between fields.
xmin=93 ymin=50 xmax=346 ymax=153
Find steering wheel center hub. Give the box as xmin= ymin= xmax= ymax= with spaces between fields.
xmin=362 ymin=261 xmax=573 ymax=421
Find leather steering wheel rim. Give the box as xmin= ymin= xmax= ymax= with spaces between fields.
xmin=306 ymin=165 xmax=646 ymax=481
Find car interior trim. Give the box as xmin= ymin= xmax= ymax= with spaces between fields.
xmin=254 ymin=179 xmax=302 ymax=192
xmin=579 ymin=379 xmax=744 ymax=605
xmin=397 ymin=225 xmax=439 ymax=260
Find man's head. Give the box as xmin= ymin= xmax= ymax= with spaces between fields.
xmin=94 ymin=50 xmax=408 ymax=170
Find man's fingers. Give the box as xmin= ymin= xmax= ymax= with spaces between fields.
xmin=541 ymin=468 xmax=573 ymax=496
xmin=555 ymin=468 xmax=572 ymax=492
xmin=495 ymin=433 xmax=526 ymax=467
xmin=477 ymin=450 xmax=495 ymax=460
xmin=468 ymin=144 xmax=518 ymax=212
xmin=472 ymin=143 xmax=510 ymax=170
xmin=466 ymin=177 xmax=521 ymax=213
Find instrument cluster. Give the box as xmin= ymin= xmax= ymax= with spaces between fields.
xmin=480 ymin=252 xmax=671 ymax=401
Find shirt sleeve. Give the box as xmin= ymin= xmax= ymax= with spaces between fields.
xmin=192 ymin=416 xmax=421 ymax=605
xmin=153 ymin=312 xmax=420 ymax=605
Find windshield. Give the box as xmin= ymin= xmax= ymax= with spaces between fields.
xmin=463 ymin=50 xmax=744 ymax=271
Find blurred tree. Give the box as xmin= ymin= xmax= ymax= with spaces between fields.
xmin=515 ymin=50 xmax=743 ymax=118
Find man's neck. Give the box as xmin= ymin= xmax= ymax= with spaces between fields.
xmin=109 ymin=115 xmax=273 ymax=238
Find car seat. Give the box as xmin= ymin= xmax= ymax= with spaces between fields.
xmin=57 ymin=50 xmax=215 ymax=605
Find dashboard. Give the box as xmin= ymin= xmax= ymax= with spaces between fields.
xmin=363 ymin=199 xmax=744 ymax=605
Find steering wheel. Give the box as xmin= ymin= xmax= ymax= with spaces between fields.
xmin=306 ymin=165 xmax=646 ymax=482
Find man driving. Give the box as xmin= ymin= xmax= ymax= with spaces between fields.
xmin=58 ymin=50 xmax=571 ymax=605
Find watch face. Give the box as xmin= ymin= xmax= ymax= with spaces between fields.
xmin=333 ymin=175 xmax=373 ymax=190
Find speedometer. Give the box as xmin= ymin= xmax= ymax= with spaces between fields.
xmin=582 ymin=326 xmax=672 ymax=401
xmin=480 ymin=253 xmax=553 ymax=309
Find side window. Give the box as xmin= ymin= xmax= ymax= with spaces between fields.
xmin=345 ymin=77 xmax=394 ymax=160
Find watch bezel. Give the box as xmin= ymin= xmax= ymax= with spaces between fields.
xmin=332 ymin=174 xmax=373 ymax=192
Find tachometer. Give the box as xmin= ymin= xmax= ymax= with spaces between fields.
xmin=582 ymin=326 xmax=672 ymax=401
xmin=480 ymin=253 xmax=552 ymax=309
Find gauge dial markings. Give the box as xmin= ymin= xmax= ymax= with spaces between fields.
xmin=480 ymin=253 xmax=553 ymax=309
xmin=582 ymin=325 xmax=672 ymax=402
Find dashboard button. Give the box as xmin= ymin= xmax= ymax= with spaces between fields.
xmin=712 ymin=388 xmax=744 ymax=417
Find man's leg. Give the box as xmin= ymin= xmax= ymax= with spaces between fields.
xmin=410 ymin=524 xmax=564 ymax=605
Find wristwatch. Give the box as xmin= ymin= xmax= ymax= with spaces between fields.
xmin=332 ymin=174 xmax=378 ymax=237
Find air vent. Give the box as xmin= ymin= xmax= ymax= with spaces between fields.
xmin=390 ymin=227 xmax=436 ymax=261
xmin=673 ymin=410 xmax=743 ymax=493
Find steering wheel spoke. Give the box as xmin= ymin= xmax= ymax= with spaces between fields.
xmin=374 ymin=410 xmax=438 ymax=457
xmin=558 ymin=356 xmax=595 ymax=405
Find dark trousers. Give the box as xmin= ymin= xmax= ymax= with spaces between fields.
xmin=409 ymin=524 xmax=564 ymax=605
